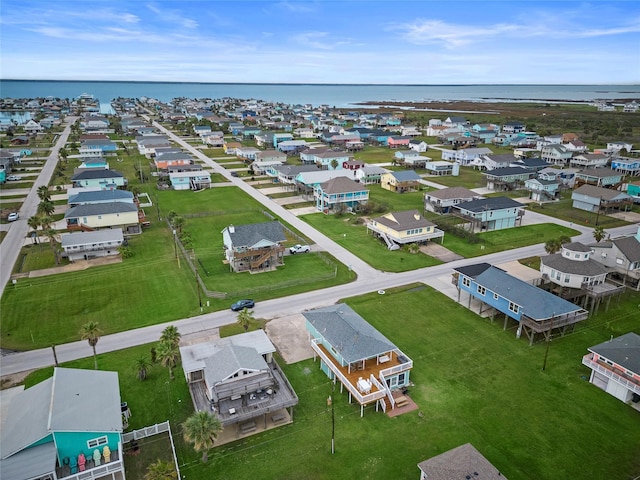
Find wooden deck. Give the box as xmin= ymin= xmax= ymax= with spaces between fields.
xmin=316 ymin=344 xmax=409 ymax=398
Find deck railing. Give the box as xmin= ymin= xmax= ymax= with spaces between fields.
xmin=58 ymin=442 xmax=124 ymax=480
xmin=582 ymin=354 xmax=640 ymax=395
xmin=311 ymin=339 xmax=386 ymax=406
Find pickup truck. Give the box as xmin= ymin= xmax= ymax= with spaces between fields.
xmin=289 ymin=244 xmax=311 ymax=254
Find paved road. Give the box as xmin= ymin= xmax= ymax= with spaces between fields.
xmin=0 ymin=119 xmax=76 ymax=298
xmin=2 ymin=118 xmax=638 ymax=376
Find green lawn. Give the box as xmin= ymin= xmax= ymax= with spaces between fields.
xmin=353 ymin=146 xmax=395 ymax=164
xmin=1 ymin=226 xmax=202 ymax=350
xmin=424 ymin=166 xmax=486 ymax=189
xmin=21 ymin=285 xmax=640 ymax=480
xmin=442 ymin=223 xmax=580 ymax=257
xmin=527 ymin=192 xmax=636 ymax=228
xmin=301 ymin=213 xmax=442 ymax=272
xmin=367 ymin=183 xmax=427 ymax=213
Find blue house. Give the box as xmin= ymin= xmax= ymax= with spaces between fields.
xmin=304 ymin=303 xmax=413 ymax=416
xmin=611 ymin=157 xmax=640 ymax=176
xmin=454 ymin=197 xmax=524 ymax=232
xmin=0 ymin=367 xmax=126 ymax=480
xmin=314 ymin=177 xmax=369 ymax=213
xmin=453 ymin=263 xmax=589 ymax=344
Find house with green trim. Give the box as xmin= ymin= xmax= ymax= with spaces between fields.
xmin=0 ymin=367 xmax=126 ymax=480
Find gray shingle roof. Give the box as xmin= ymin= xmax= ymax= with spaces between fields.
xmin=389 ymin=170 xmax=421 ymax=182
xmin=303 ymin=303 xmax=397 ymax=363
xmin=417 ymin=443 xmax=508 ymax=480
xmin=225 ymin=221 xmax=286 ymax=248
xmin=483 ymin=167 xmax=535 ymax=177
xmin=204 ymin=345 xmax=268 ymax=385
xmin=427 ymin=186 xmax=480 ymax=200
xmin=612 ymin=235 xmax=640 ymax=263
xmin=61 ymin=229 xmax=124 ymax=248
xmin=540 ymin=254 xmax=608 ymax=276
xmin=588 ymin=332 xmax=640 ymax=374
xmin=65 ymin=202 xmax=138 ymax=218
xmin=68 ymin=189 xmax=134 ymax=204
xmin=474 ymin=266 xmax=585 ymax=321
xmin=573 ymin=184 xmax=630 ymax=201
xmin=0 ymin=368 xmax=122 ymax=461
xmin=71 ymin=169 xmax=124 ymax=181
xmin=456 ymin=196 xmax=523 ymax=212
xmin=320 ymin=176 xmax=366 ymax=194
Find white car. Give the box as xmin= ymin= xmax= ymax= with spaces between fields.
xmin=289 ymin=244 xmax=311 ymax=254
xmin=7 ymin=212 xmax=19 ymax=222
xmin=7 ymin=175 xmax=22 ymax=181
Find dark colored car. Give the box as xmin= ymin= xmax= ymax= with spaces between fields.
xmin=231 ymin=299 xmax=255 ymax=311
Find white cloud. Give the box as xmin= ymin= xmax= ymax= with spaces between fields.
xmin=146 ymin=3 xmax=198 ymax=29
xmin=396 ymin=16 xmax=640 ymax=47
xmin=291 ymin=31 xmax=350 ymax=50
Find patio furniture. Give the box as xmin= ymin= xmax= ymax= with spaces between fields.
xmin=93 ymin=449 xmax=101 ymax=466
xmin=69 ymin=456 xmax=77 ymax=474
xmin=103 ymin=445 xmax=111 ymax=463
xmin=78 ymin=453 xmax=86 ymax=472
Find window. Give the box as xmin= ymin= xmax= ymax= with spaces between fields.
xmin=493 ymin=293 xmax=499 ymax=300
xmin=462 ymin=277 xmax=470 ymax=287
xmin=87 ymin=436 xmax=108 ymax=449
xmin=477 ymin=285 xmax=486 ymax=295
xmin=564 ymin=275 xmax=570 ymax=283
xmin=508 ymin=302 xmax=519 ymax=313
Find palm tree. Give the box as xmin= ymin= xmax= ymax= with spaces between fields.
xmin=156 ymin=340 xmax=179 ymax=380
xmin=408 ymin=243 xmax=420 ymax=254
xmin=27 ymin=216 xmax=41 ymax=244
xmin=37 ymin=185 xmax=51 ymax=202
xmin=330 ymin=159 xmax=339 ymax=170
xmin=237 ymin=308 xmax=254 ymax=332
xmin=44 ymin=227 xmax=60 ymax=264
xmin=160 ymin=325 xmax=181 ymax=348
xmin=182 ymin=411 xmax=222 ymax=463
xmin=593 ymin=226 xmax=607 ymax=243
xmin=37 ymin=200 xmax=55 ymax=217
xmin=135 ymin=356 xmax=152 ymax=381
xmin=143 ymin=459 xmax=177 ymax=480
xmin=544 ymin=238 xmax=561 ymax=254
xmin=79 ymin=321 xmax=103 ymax=369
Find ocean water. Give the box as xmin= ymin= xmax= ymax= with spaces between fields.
xmin=1 ymin=80 xmax=639 ymax=108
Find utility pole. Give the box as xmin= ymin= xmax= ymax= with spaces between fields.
xmin=542 ymin=314 xmax=555 ymax=371
xmin=193 ymin=250 xmax=202 ymax=310
xmin=327 ymin=393 xmax=335 ymax=454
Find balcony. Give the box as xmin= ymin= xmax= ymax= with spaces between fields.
xmin=582 ymin=354 xmax=640 ymax=395
xmin=310 ymin=339 xmax=413 ymax=413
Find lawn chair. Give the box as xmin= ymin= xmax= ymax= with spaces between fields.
xmin=69 ymin=455 xmax=77 ymax=474
xmin=93 ymin=449 xmax=101 ymax=466
xmin=78 ymin=452 xmax=86 ymax=472
xmin=103 ymin=445 xmax=111 ymax=463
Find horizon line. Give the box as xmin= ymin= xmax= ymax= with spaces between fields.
xmin=2 ymin=79 xmax=639 ymax=87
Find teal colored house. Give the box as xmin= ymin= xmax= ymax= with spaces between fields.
xmin=314 ymin=177 xmax=369 ymax=213
xmin=0 ymin=367 xmax=126 ymax=480
xmin=627 ymin=180 xmax=640 ymax=203
xmin=304 ymin=304 xmax=413 ymax=416
xmin=454 ymin=196 xmax=525 ymax=232
xmin=71 ymin=169 xmax=127 ymax=189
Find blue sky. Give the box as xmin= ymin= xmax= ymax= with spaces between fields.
xmin=1 ymin=0 xmax=639 ymax=84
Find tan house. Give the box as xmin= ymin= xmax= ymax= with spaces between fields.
xmin=367 ymin=210 xmax=444 ymax=250
xmin=381 ymin=170 xmax=421 ymax=193
xmin=64 ymin=202 xmax=141 ymax=234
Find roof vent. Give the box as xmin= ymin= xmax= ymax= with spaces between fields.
xmin=229 ymin=224 xmax=235 ymax=233
xmin=414 ymin=213 xmax=421 ymax=220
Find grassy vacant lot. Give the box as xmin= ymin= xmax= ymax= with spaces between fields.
xmin=23 ymin=284 xmax=640 ymax=479
xmin=367 ymin=183 xmax=428 ymax=212
xmin=427 ymin=166 xmax=486 ymax=189
xmin=442 ymin=223 xmax=580 ymax=258
xmin=1 ymin=225 xmax=202 ymax=350
xmin=353 ymin=146 xmax=395 ymax=164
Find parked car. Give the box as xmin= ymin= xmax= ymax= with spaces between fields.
xmin=289 ymin=244 xmax=311 ymax=254
xmin=7 ymin=212 xmax=19 ymax=222
xmin=7 ymin=175 xmax=22 ymax=181
xmin=231 ymin=171 xmax=239 ymax=177
xmin=231 ymin=299 xmax=255 ymax=311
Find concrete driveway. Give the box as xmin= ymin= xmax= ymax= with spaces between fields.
xmin=264 ymin=314 xmax=314 ymax=364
